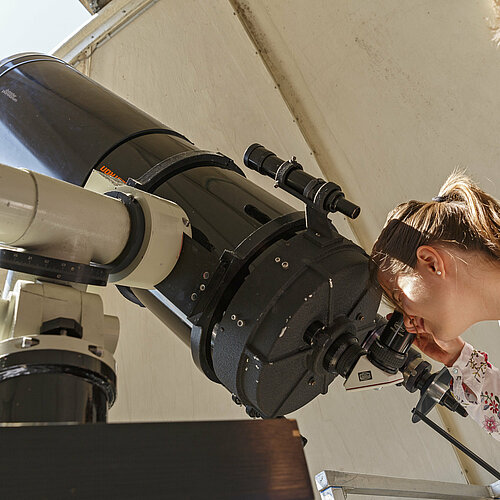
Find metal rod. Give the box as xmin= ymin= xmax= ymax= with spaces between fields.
xmin=412 ymin=408 xmax=500 ymax=480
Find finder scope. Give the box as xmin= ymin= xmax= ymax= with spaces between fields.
xmin=244 ymin=143 xmax=360 ymax=219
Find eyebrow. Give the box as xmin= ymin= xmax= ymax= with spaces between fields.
xmin=381 ymin=286 xmax=403 ymax=311
xmin=376 ymin=274 xmax=403 ymax=311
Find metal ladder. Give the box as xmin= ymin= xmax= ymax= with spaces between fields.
xmin=316 ymin=470 xmax=500 ymax=499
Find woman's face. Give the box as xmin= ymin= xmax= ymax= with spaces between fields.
xmin=378 ymin=262 xmax=469 ymax=342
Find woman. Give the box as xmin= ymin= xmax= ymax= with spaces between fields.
xmin=371 ymin=171 xmax=500 ymax=440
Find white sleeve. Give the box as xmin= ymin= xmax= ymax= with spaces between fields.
xmin=449 ymin=342 xmax=500 ymax=441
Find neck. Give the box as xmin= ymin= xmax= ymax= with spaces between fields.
xmin=462 ymin=258 xmax=500 ymax=323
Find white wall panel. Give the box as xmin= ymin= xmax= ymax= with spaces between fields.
xmin=230 ymin=0 xmax=500 ymax=247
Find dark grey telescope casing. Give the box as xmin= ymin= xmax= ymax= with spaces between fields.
xmin=0 ymin=53 xmax=381 ymax=420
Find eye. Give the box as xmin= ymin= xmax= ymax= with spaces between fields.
xmin=392 ymin=290 xmax=404 ymax=309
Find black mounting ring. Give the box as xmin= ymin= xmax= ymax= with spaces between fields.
xmin=103 ymin=191 xmax=146 ymax=275
xmin=110 ymin=151 xmax=241 ymax=307
xmin=303 ymin=178 xmax=324 ymax=201
xmin=0 ymin=349 xmax=117 ymax=407
xmin=313 ymin=181 xmax=342 ymax=212
xmin=275 ymin=160 xmax=303 ymax=188
xmin=127 ymin=150 xmax=244 ymax=193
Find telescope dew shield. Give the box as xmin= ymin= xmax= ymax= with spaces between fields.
xmin=0 ymin=53 xmax=381 ymax=419
xmin=0 ymin=53 xmax=195 ymax=184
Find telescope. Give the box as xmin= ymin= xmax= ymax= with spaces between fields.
xmin=0 ymin=53 xmax=463 ymax=425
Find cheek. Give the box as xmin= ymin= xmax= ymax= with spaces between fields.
xmin=399 ymin=277 xmax=422 ymax=302
xmin=401 ymin=294 xmax=425 ymax=317
xmin=399 ymin=278 xmax=434 ymax=314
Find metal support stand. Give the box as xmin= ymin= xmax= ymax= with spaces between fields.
xmin=315 ymin=470 xmax=500 ymax=499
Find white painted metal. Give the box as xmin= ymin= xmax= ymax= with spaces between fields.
xmin=0 ymin=279 xmax=119 ymax=370
xmin=315 ymin=470 xmax=498 ymax=499
xmin=0 ymin=163 xmax=130 ymax=264
xmin=0 ymin=333 xmax=117 ymax=372
xmin=491 ymin=481 xmax=500 ymax=497
xmin=107 ymin=185 xmax=190 ymax=288
xmin=53 ymin=0 xmax=158 ymax=65
xmin=343 ymin=354 xmax=403 ymax=392
xmin=0 ymin=163 xmax=187 ymax=289
xmin=84 ymin=170 xmax=191 ymax=289
xmin=0 ymin=164 xmax=37 ymax=242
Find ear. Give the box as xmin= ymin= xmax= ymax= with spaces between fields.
xmin=415 ymin=245 xmax=445 ymax=278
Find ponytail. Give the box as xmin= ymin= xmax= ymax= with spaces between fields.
xmin=371 ymin=171 xmax=500 ymax=284
xmin=436 ymin=171 xmax=500 ymax=258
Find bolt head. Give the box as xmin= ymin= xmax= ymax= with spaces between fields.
xmin=89 ymin=345 xmax=103 ymax=357
xmin=20 ymin=337 xmax=39 ymax=349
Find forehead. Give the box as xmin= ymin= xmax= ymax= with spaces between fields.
xmin=376 ymin=269 xmax=398 ymax=294
xmin=376 ymin=270 xmax=402 ymax=310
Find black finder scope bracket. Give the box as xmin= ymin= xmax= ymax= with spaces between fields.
xmin=243 ymin=144 xmax=360 ymax=236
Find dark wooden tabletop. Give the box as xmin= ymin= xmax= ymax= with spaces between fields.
xmin=0 ymin=418 xmax=314 ymax=500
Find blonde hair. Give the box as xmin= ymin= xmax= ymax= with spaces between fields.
xmin=370 ymin=171 xmax=500 ymax=302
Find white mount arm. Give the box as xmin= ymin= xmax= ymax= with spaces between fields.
xmin=0 ymin=163 xmax=191 ymax=289
xmin=0 ymin=163 xmax=131 ymax=264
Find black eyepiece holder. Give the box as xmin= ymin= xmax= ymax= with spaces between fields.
xmin=243 ymin=144 xmax=360 ymax=234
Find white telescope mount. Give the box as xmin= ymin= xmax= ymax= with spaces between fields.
xmin=0 ymin=163 xmax=190 ymax=423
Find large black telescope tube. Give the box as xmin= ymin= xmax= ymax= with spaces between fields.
xmin=0 ymin=53 xmax=295 ymax=309
xmin=0 ymin=53 xmax=196 ymax=184
xmin=0 ymin=53 xmax=381 ymax=419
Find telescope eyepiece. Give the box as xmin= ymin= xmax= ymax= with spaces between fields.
xmin=368 ymin=311 xmax=415 ymax=374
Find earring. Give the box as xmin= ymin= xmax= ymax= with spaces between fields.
xmin=436 ymin=270 xmax=442 ymax=276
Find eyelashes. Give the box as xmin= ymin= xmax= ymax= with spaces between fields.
xmin=381 ymin=293 xmax=403 ymax=312
xmin=391 ymin=290 xmax=404 ymax=310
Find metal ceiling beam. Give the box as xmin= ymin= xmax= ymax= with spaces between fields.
xmin=54 ymin=0 xmax=158 ymax=65
xmin=78 ymin=0 xmax=113 ymax=15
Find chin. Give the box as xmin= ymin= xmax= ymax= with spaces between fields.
xmin=433 ymin=326 xmax=466 ymax=342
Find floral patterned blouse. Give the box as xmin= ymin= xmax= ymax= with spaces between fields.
xmin=449 ymin=342 xmax=500 ymax=441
